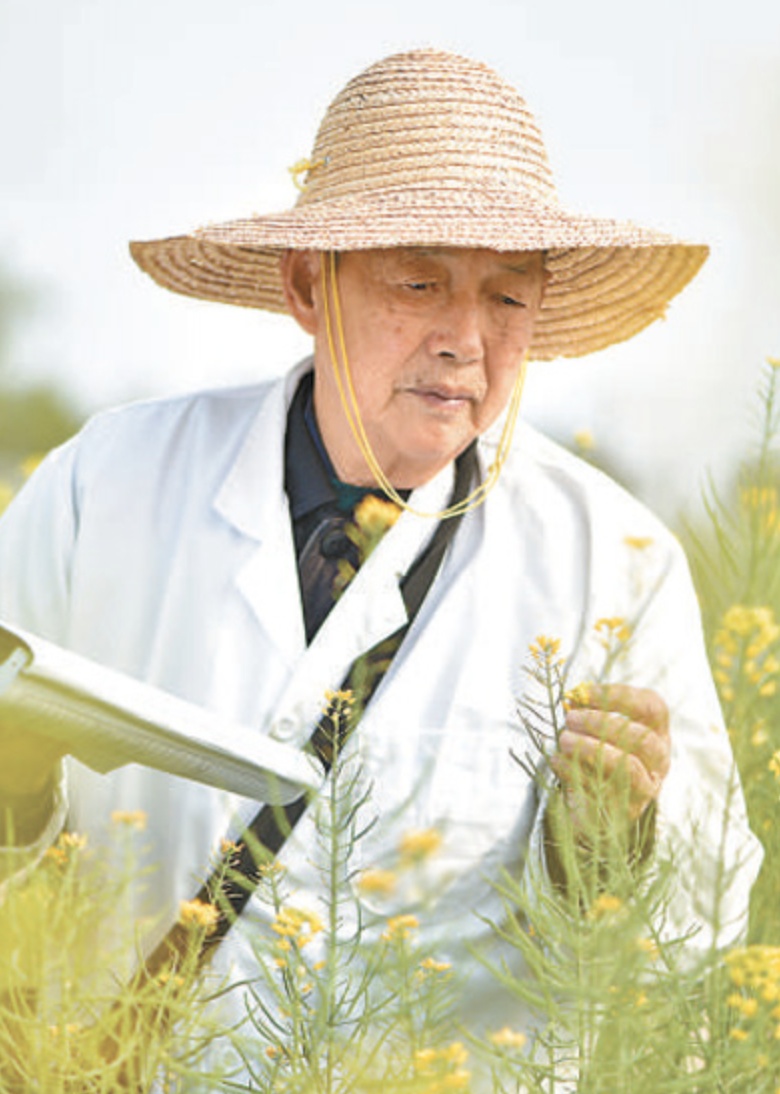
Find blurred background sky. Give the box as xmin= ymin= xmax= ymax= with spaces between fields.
xmin=1 ymin=0 xmax=778 ymax=521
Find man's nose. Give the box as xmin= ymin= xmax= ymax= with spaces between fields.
xmin=427 ymin=295 xmax=484 ymax=364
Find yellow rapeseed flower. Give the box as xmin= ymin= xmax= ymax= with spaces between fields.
xmin=271 ymin=906 xmax=324 ymax=945
xmin=45 ymin=831 xmax=88 ymax=867
xmin=729 ymin=1028 xmax=749 ymax=1042
xmin=353 ymin=494 xmax=402 ymax=539
xmin=727 ymin=993 xmax=759 ymax=1017
xmin=751 ymin=723 xmax=770 ymax=747
xmin=594 ymin=616 xmax=632 ymax=644
xmin=624 ymin=535 xmax=654 ymax=550
xmin=529 ymin=634 xmax=563 ymax=665
xmin=769 ymin=753 xmax=780 ymax=781
xmin=414 ymin=1043 xmax=469 ymax=1071
xmin=382 ymin=914 xmax=420 ymax=942
xmin=178 ymin=898 xmax=220 ymax=935
xmin=59 ymin=832 xmax=88 ymax=851
xmin=419 ymin=957 xmax=452 ymax=974
xmin=636 ymin=936 xmax=659 ymax=959
xmin=111 ymin=809 xmax=148 ymax=830
xmin=588 ymin=893 xmax=624 ymax=920
xmin=399 ymin=827 xmax=443 ymax=862
xmin=488 ymin=1027 xmax=527 ymax=1050
xmin=356 ymin=868 xmax=398 ymax=895
xmin=323 ymin=688 xmax=354 ymax=707
xmin=414 ymin=1048 xmax=438 ymax=1070
xmin=726 ymin=945 xmax=780 ymax=1003
xmin=563 ymin=682 xmax=593 ymax=710
xmin=573 ymin=428 xmax=595 ymax=452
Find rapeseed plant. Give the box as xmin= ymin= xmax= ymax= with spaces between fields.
xmin=1 ymin=358 xmax=780 ymax=1090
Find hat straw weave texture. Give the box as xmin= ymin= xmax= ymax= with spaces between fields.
xmin=130 ymin=48 xmax=708 ymax=360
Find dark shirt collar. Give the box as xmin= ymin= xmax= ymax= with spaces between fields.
xmin=284 ymin=371 xmax=338 ymax=522
xmin=285 ymin=371 xmax=410 ymax=527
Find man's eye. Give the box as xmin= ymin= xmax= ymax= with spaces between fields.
xmin=403 ymin=280 xmax=434 ymax=292
xmin=499 ymin=294 xmax=526 ymax=308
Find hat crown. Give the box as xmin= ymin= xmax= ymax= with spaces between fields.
xmin=298 ymin=48 xmax=558 ymax=208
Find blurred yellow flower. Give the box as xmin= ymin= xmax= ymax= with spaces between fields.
xmin=110 ymin=809 xmax=148 ymax=830
xmin=636 ymin=936 xmax=659 ymax=959
xmin=399 ymin=827 xmax=443 ymax=863
xmin=713 ymin=605 xmax=780 ymax=703
xmin=45 ymin=830 xmax=88 ymax=867
xmin=356 ymin=868 xmax=398 ymax=896
xmin=382 ymin=914 xmax=419 ymax=942
xmin=488 ymin=1026 xmax=527 ymax=1050
xmin=624 ymin=535 xmax=654 ymax=550
xmin=411 ymin=1042 xmax=471 ymax=1091
xmin=573 ymin=428 xmax=595 ymax=452
xmin=727 ymin=992 xmax=758 ymax=1017
xmin=588 ymin=893 xmax=624 ymax=920
xmin=594 ymin=617 xmax=632 ymax=644
xmin=768 ymin=752 xmax=780 ymax=781
xmin=419 ymin=957 xmax=452 ymax=974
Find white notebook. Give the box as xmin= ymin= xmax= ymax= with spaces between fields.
xmin=0 ymin=622 xmax=320 ymax=805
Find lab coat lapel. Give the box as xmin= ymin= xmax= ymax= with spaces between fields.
xmin=213 ymin=368 xmax=307 ymax=668
xmin=269 ymin=464 xmax=456 ymax=748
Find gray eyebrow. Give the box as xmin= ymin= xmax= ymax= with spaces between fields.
xmin=405 ymin=248 xmax=536 ymax=275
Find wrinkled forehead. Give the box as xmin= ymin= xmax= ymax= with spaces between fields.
xmin=333 ymin=246 xmax=548 ymax=276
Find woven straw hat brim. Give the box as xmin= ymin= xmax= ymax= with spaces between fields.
xmin=130 ymin=191 xmax=708 ymax=360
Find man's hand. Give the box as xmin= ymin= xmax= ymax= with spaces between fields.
xmin=551 ymin=683 xmax=671 ymax=842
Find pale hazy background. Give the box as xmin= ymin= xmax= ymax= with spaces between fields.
xmin=1 ymin=0 xmax=778 ymax=520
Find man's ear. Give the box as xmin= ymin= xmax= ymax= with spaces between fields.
xmin=280 ymin=250 xmax=321 ymax=335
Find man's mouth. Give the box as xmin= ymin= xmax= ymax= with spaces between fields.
xmin=405 ymin=384 xmax=475 ymax=408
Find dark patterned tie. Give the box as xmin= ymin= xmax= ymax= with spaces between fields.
xmin=297 ymin=512 xmax=361 ymax=643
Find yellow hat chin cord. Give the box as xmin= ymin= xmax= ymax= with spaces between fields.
xmin=321 ymin=251 xmax=528 ymax=520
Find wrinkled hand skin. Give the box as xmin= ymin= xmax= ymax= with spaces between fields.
xmin=551 ymin=683 xmax=671 ymax=841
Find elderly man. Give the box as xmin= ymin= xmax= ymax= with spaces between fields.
xmin=0 ymin=47 xmax=762 ymax=1083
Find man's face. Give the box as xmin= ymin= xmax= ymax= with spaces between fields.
xmin=284 ymin=247 xmax=547 ymax=488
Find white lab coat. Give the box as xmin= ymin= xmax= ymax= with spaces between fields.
xmin=0 ymin=360 xmax=762 ymax=1081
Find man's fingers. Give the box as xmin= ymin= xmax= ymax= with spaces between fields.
xmin=567 ymin=683 xmax=669 ymax=737
xmin=562 ymin=708 xmax=671 ymax=779
xmin=553 ymin=733 xmax=664 ymax=805
xmin=552 ymin=684 xmax=673 ymax=822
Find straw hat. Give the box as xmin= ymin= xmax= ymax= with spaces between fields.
xmin=129 ymin=48 xmax=708 ymax=360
